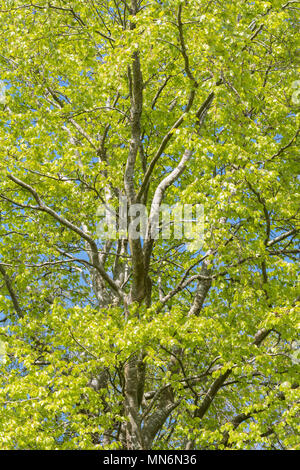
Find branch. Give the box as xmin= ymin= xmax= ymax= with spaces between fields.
xmin=195 ymin=369 xmax=232 ymax=420
xmin=136 ymin=91 xmax=195 ymax=202
xmin=267 ymin=128 xmax=299 ymax=162
xmin=188 ymin=259 xmax=212 ymax=317
xmin=67 ymin=327 xmax=99 ymax=360
xmin=177 ymin=4 xmax=198 ymax=87
xmin=151 ymin=76 xmax=172 ymax=109
xmin=267 ymin=228 xmax=297 ymax=247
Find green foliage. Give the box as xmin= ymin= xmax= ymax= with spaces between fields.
xmin=0 ymin=0 xmax=299 ymax=450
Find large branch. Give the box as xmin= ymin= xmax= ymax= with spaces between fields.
xmin=143 ymin=389 xmax=180 ymax=449
xmin=122 ymin=1 xmax=147 ymax=304
xmin=195 ymin=369 xmax=232 ymax=420
xmin=177 ymin=3 xmax=198 ymax=88
xmin=188 ymin=249 xmax=214 ymax=317
xmin=136 ymin=92 xmax=195 ymax=202
xmin=0 ymin=265 xmax=23 ymax=318
xmin=7 ymin=174 xmax=124 ymax=300
xmin=267 ymin=228 xmax=298 ymax=247
xmin=124 ymin=0 xmax=143 ymax=205
xmin=137 ymin=86 xmax=215 ymax=203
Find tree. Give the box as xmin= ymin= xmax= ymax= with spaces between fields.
xmin=0 ymin=0 xmax=299 ymax=450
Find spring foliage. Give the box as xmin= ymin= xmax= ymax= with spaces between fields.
xmin=0 ymin=0 xmax=299 ymax=450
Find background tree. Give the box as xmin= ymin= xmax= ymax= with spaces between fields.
xmin=0 ymin=0 xmax=299 ymax=450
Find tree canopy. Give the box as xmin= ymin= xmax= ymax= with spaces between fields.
xmin=0 ymin=0 xmax=299 ymax=450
